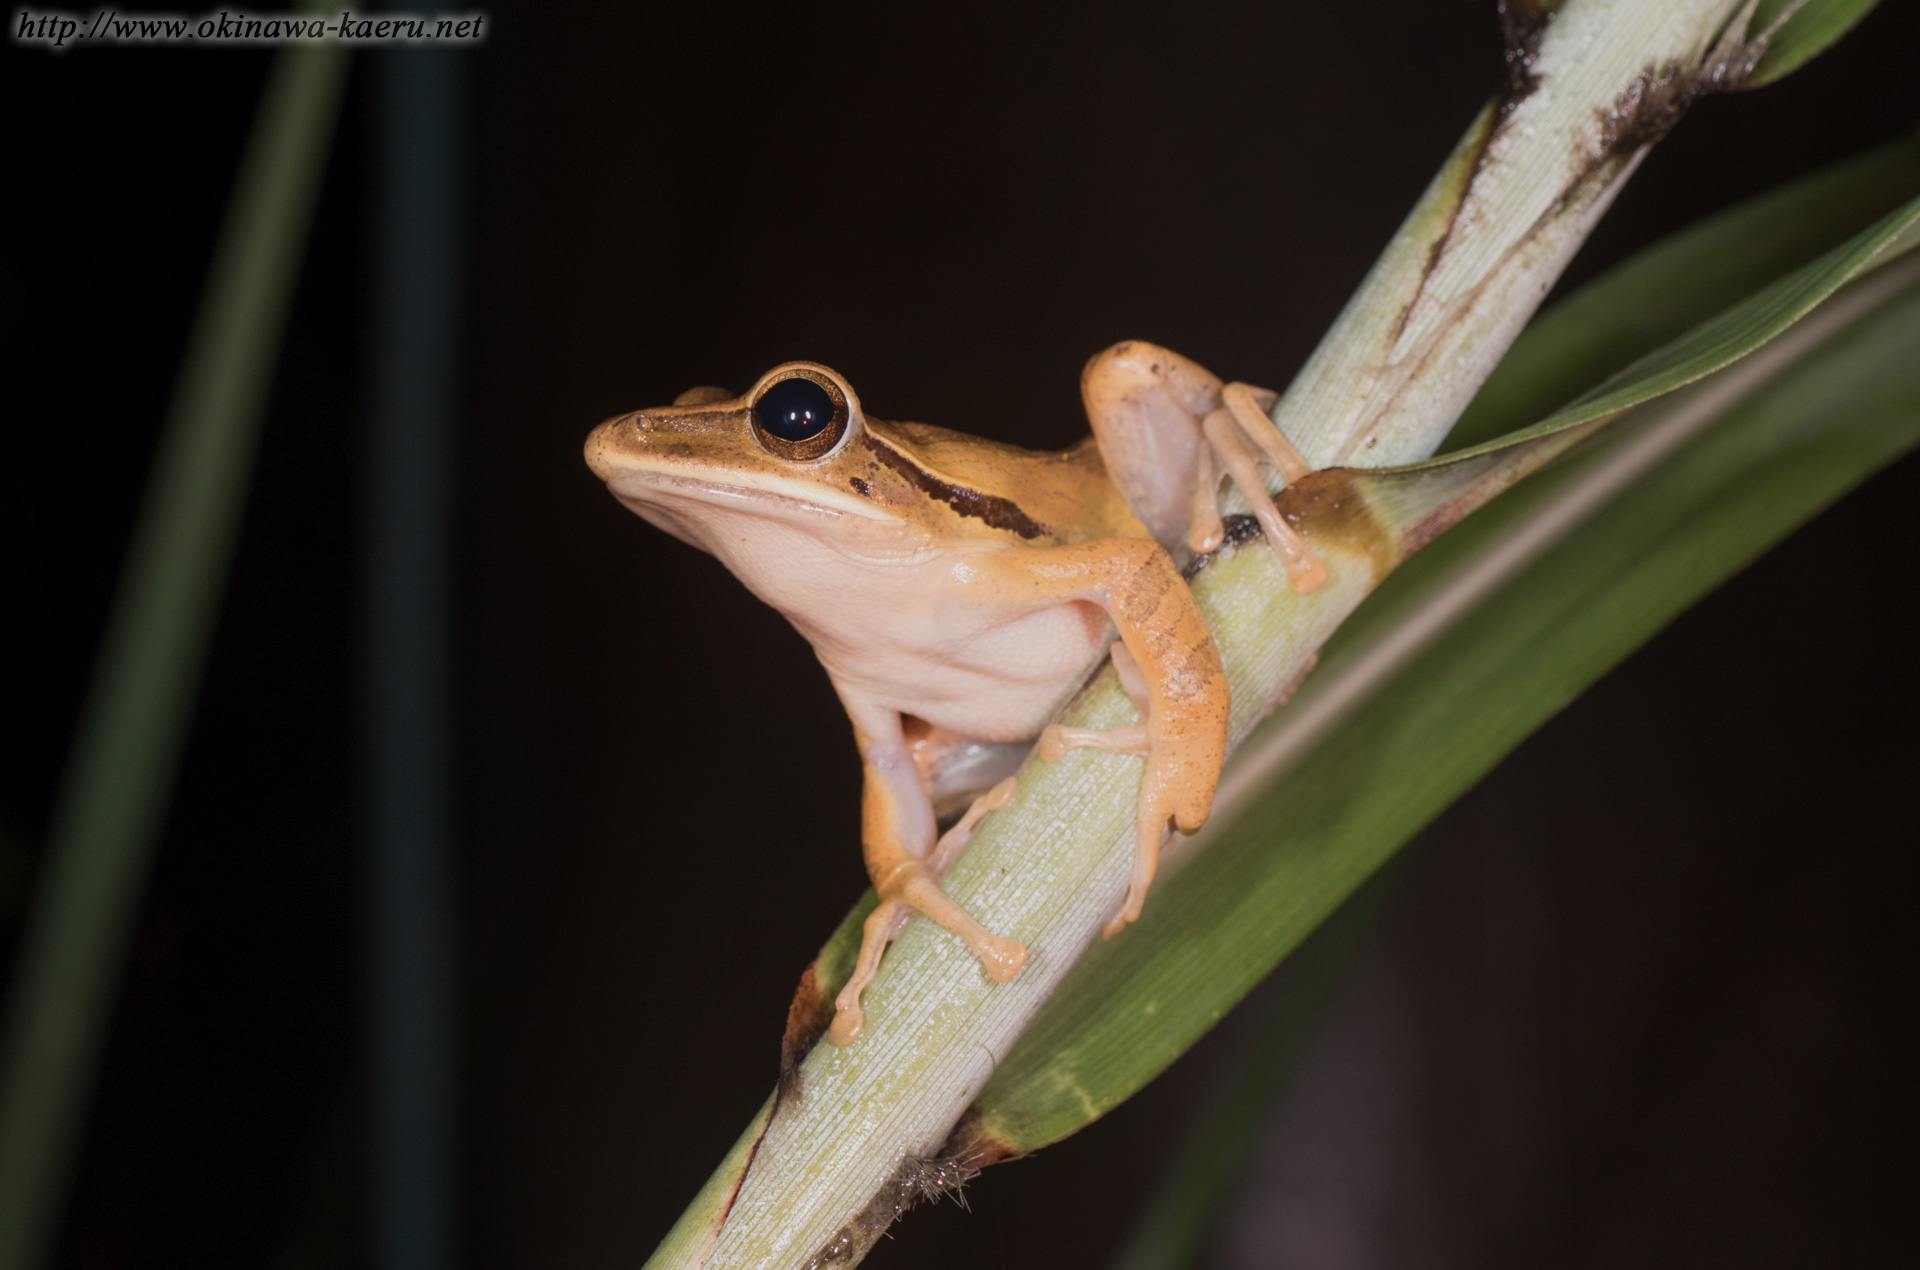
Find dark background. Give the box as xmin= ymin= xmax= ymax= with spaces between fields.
xmin=3 ymin=2 xmax=1917 ymax=1267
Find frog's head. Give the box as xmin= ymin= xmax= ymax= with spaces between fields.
xmin=586 ymin=361 xmax=920 ymax=556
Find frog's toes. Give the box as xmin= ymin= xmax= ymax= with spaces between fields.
xmin=830 ymin=862 xmax=1026 ymax=1046
xmin=1202 ymin=383 xmax=1328 ymax=595
xmin=899 ymin=873 xmax=1027 ymax=982
xmin=828 ymin=999 xmax=867 ymax=1046
xmin=1038 ymin=722 xmax=1150 ymax=762
xmin=1103 ymin=873 xmax=1166 ymax=939
xmin=831 ymin=898 xmax=911 ymax=1045
xmin=926 ymin=776 xmax=1018 ymax=875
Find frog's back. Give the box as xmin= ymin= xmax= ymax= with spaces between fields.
xmin=855 ymin=419 xmax=1149 ymax=548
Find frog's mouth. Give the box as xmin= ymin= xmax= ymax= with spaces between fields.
xmin=585 ymin=410 xmax=935 ymax=558
xmin=609 ymin=465 xmax=867 ymax=530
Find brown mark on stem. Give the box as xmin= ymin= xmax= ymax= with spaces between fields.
xmin=940 ymin=1108 xmax=1023 ymax=1169
xmin=1385 ymin=0 xmax=1564 ymax=354
xmin=1182 ymin=468 xmax=1397 ymax=580
xmin=799 ymin=1146 xmax=991 ymax=1269
xmin=1385 ymin=104 xmax=1500 ymax=353
xmin=1186 ymin=469 xmax=1395 ymax=583
xmin=1281 ymin=468 xmax=1398 ymax=580
xmin=1339 ymin=4 xmax=1784 ymax=468
xmin=1593 ymin=3 xmax=1787 ymax=163
xmin=778 ymin=961 xmax=837 ymax=1106
xmin=711 ymin=1129 xmax=768 ymax=1247
xmin=683 ymin=1097 xmax=779 ymax=1267
xmin=1496 ymin=0 xmax=1558 ymax=113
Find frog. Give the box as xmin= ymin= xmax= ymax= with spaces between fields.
xmin=583 ymin=341 xmax=1325 ymax=1044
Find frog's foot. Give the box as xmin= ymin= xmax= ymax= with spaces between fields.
xmin=829 ymin=898 xmax=911 ymax=1046
xmin=927 ymin=776 xmax=1018 ymax=875
xmin=1190 ymin=383 xmax=1326 ymax=595
xmin=830 ymin=780 xmax=1025 ymax=1046
xmin=1103 ymin=768 xmax=1184 ymax=940
xmin=946 ymin=535 xmax=1229 ymax=952
xmin=829 ymin=872 xmax=1025 ymax=1045
xmin=1028 ymin=643 xmax=1196 ymax=941
xmin=1103 ymin=826 xmax=1173 ymax=939
xmin=1039 ymin=723 xmax=1148 ymax=762
xmin=1038 ymin=641 xmax=1153 ymax=763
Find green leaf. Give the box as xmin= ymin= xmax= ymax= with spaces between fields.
xmin=1391 ymin=186 xmax=1920 ymax=505
xmin=1103 ymin=265 xmax=1920 ymax=1270
xmin=1108 ymin=871 xmax=1394 ymax=1270
xmin=959 ymin=197 xmax=1920 ymax=1161
xmin=1446 ymin=138 xmax=1920 ymax=451
xmin=1745 ymin=0 xmax=1881 ymax=88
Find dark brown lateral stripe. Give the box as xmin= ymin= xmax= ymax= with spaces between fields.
xmin=862 ymin=433 xmax=1048 ymax=539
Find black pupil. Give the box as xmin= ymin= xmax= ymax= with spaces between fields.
xmin=754 ymin=377 xmax=837 ymax=442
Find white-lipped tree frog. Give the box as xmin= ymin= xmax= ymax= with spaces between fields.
xmin=584 ymin=342 xmax=1324 ymax=1043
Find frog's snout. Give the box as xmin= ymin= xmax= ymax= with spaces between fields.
xmin=583 ymin=409 xmax=647 ymax=481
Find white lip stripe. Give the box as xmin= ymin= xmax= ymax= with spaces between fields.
xmin=608 ymin=463 xmax=888 ymax=526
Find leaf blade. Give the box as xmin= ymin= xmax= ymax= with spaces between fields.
xmin=1745 ymin=0 xmax=1881 ymax=87
xmin=1422 ymin=191 xmax=1920 ymax=472
xmin=967 ymin=267 xmax=1920 ymax=1157
xmin=1446 ymin=137 xmax=1920 ymax=451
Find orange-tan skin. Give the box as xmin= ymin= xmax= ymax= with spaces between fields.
xmin=583 ymin=342 xmax=1323 ymax=1044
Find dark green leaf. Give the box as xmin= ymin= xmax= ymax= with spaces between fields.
xmin=1447 ymin=138 xmax=1920 ymax=452
xmin=1746 ymin=0 xmax=1881 ymax=88
xmin=967 ymin=257 xmax=1920 ymax=1160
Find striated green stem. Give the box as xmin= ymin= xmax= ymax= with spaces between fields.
xmin=1274 ymin=0 xmax=1756 ymax=469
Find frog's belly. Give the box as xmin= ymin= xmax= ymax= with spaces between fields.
xmin=804 ymin=596 xmax=1114 ymax=743
xmin=697 ymin=519 xmax=1118 ymax=742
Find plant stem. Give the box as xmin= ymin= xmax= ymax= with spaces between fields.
xmin=647 ymin=4 xmax=1757 ymax=1266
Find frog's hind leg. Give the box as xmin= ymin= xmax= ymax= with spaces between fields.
xmin=1081 ymin=341 xmax=1326 ymax=594
xmin=954 ymin=539 xmax=1231 ymax=945
xmin=1033 ymin=642 xmax=1196 ymax=938
xmin=830 ymin=701 xmax=1024 ymax=1045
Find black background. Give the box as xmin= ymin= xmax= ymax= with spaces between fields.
xmin=3 ymin=2 xmax=1917 ymax=1267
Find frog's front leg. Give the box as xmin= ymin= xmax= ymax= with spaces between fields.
xmin=830 ymin=698 xmax=1025 ymax=1045
xmin=953 ymin=538 xmax=1230 ymax=940
xmin=1082 ymin=341 xmax=1326 ymax=593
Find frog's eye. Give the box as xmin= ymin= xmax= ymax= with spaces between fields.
xmin=750 ymin=372 xmax=850 ymax=461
